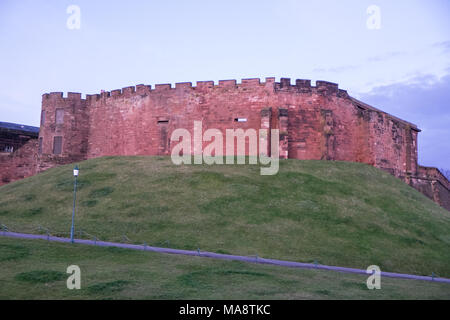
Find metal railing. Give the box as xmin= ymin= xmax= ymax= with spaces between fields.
xmin=1 ymin=221 xmax=449 ymax=284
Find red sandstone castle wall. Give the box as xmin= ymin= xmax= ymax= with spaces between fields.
xmin=410 ymin=166 xmax=450 ymax=211
xmin=39 ymin=92 xmax=89 ymax=171
xmin=34 ymin=77 xmax=449 ymax=211
xmin=84 ymin=79 xmax=277 ymax=158
xmin=0 ymin=139 xmax=38 ymax=186
xmin=351 ymin=98 xmax=419 ymax=178
xmin=78 ymin=77 xmax=418 ymax=172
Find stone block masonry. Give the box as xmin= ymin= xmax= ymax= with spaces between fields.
xmin=0 ymin=139 xmax=38 ymax=184
xmin=1 ymin=77 xmax=449 ymax=211
xmin=0 ymin=122 xmax=39 ymax=185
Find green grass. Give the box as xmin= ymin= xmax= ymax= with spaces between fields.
xmin=15 ymin=270 xmax=66 ymax=283
xmin=0 ymin=156 xmax=449 ymax=281
xmin=0 ymin=237 xmax=449 ymax=299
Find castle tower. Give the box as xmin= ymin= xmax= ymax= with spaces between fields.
xmin=38 ymin=92 xmax=89 ymax=171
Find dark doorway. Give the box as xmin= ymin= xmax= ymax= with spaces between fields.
xmin=157 ymin=120 xmax=169 ymax=155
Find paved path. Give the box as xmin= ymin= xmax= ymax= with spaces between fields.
xmin=1 ymin=231 xmax=449 ymax=284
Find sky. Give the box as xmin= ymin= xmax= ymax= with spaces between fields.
xmin=0 ymin=0 xmax=449 ymax=168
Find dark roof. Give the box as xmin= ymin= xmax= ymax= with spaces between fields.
xmin=0 ymin=121 xmax=39 ymax=134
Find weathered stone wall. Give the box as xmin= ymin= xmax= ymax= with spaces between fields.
xmin=0 ymin=139 xmax=38 ymax=185
xmin=28 ymin=77 xmax=450 ymax=211
xmin=434 ymin=180 xmax=450 ymax=211
xmin=77 ymin=78 xmax=419 ymax=171
xmin=38 ymin=92 xmax=89 ymax=171
xmin=409 ymin=166 xmax=450 ymax=211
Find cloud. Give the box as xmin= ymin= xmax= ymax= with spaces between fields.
xmin=367 ymin=51 xmax=406 ymax=62
xmin=432 ymin=40 xmax=450 ymax=52
xmin=312 ymin=65 xmax=359 ymax=73
xmin=359 ymin=73 xmax=450 ymax=169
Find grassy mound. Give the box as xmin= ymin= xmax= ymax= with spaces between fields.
xmin=0 ymin=156 xmax=449 ymax=277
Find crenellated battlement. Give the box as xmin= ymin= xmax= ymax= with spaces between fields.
xmin=136 ymin=84 xmax=152 ymax=94
xmin=196 ymin=81 xmax=215 ymax=89
xmin=218 ymin=79 xmax=237 ymax=87
xmin=175 ymin=82 xmax=193 ymax=89
xmin=42 ymin=92 xmax=62 ymax=100
xmin=274 ymin=78 xmax=348 ymax=98
xmin=41 ymin=77 xmax=354 ymax=105
xmin=154 ymin=84 xmax=172 ymax=91
xmin=67 ymin=92 xmax=82 ymax=100
xmin=42 ymin=92 xmax=86 ymax=102
xmin=122 ymin=86 xmax=135 ymax=96
xmin=111 ymin=89 xmax=122 ymax=97
xmin=86 ymin=94 xmax=101 ymax=102
xmin=241 ymin=78 xmax=261 ymax=86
